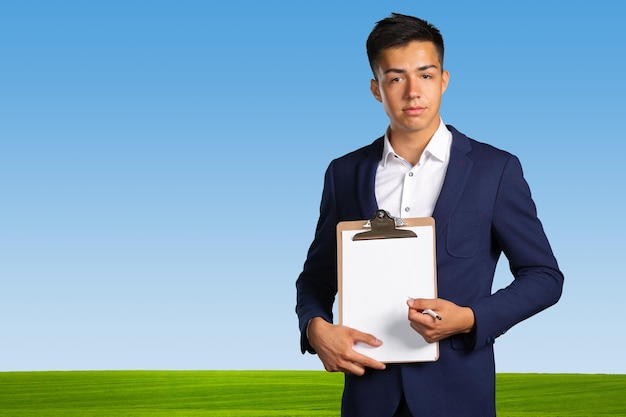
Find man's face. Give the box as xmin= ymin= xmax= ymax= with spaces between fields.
xmin=370 ymin=41 xmax=449 ymax=139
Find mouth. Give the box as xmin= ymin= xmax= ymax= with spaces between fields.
xmin=403 ymin=106 xmax=426 ymax=116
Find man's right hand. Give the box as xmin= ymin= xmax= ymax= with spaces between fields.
xmin=307 ymin=317 xmax=387 ymax=376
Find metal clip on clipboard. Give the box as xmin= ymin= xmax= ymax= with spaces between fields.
xmin=352 ymin=209 xmax=417 ymax=241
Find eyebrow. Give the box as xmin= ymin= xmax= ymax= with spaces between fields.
xmin=383 ymin=64 xmax=439 ymax=75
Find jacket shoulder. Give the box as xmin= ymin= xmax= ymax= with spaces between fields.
xmin=448 ymin=124 xmax=515 ymax=162
xmin=330 ymin=137 xmax=384 ymax=166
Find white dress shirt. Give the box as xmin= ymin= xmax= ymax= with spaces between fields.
xmin=375 ymin=120 xmax=452 ymax=219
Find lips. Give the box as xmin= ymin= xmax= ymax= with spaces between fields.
xmin=404 ymin=106 xmax=425 ymax=116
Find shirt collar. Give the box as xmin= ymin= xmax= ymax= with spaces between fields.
xmin=381 ymin=119 xmax=451 ymax=167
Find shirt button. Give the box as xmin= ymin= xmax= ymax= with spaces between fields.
xmin=404 ymin=207 xmax=411 ymax=212
xmin=408 ymin=172 xmax=414 ymax=177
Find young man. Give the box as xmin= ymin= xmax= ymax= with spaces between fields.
xmin=295 ymin=13 xmax=563 ymax=417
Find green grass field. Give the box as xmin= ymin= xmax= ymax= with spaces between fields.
xmin=0 ymin=371 xmax=624 ymax=416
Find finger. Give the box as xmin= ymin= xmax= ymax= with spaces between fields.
xmin=408 ymin=307 xmax=432 ymax=323
xmin=320 ymin=345 xmax=384 ymax=374
xmin=347 ymin=332 xmax=386 ymax=371
xmin=336 ymin=358 xmax=369 ymax=375
xmin=348 ymin=350 xmax=386 ymax=371
xmin=409 ymin=322 xmax=440 ymax=343
xmin=351 ymin=330 xmax=383 ymax=347
xmin=407 ymin=297 xmax=436 ymax=310
xmin=322 ymin=356 xmax=366 ymax=375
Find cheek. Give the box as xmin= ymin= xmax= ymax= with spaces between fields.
xmin=381 ymin=88 xmax=403 ymax=106
xmin=429 ymin=85 xmax=445 ymax=100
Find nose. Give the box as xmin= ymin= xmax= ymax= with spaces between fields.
xmin=406 ymin=76 xmax=421 ymax=100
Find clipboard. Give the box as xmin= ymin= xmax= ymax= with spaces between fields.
xmin=337 ymin=209 xmax=439 ymax=363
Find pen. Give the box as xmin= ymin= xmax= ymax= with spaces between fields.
xmin=421 ymin=308 xmax=442 ymax=320
xmin=408 ymin=297 xmax=442 ymax=320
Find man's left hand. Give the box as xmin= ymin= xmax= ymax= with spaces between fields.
xmin=407 ymin=298 xmax=475 ymax=343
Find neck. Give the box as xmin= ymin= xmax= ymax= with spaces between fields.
xmin=389 ymin=126 xmax=437 ymax=166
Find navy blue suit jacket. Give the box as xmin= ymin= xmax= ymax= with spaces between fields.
xmin=295 ymin=126 xmax=563 ymax=416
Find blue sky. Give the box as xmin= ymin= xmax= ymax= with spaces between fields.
xmin=1 ymin=0 xmax=624 ymax=374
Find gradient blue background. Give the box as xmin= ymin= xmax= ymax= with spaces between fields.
xmin=1 ymin=1 xmax=624 ymax=374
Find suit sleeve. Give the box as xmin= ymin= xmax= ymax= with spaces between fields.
xmin=295 ymin=162 xmax=339 ymax=354
xmin=469 ymin=155 xmax=564 ymax=349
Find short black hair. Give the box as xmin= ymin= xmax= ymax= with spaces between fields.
xmin=366 ymin=13 xmax=445 ymax=79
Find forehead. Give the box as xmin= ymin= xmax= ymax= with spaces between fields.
xmin=377 ymin=40 xmax=440 ymax=71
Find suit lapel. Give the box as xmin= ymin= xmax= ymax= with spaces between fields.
xmin=351 ymin=131 xmax=472 ymax=224
xmin=355 ymin=137 xmax=383 ymax=219
xmin=432 ymin=127 xmax=473 ymax=225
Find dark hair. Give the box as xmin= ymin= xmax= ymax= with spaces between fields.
xmin=366 ymin=13 xmax=445 ymax=79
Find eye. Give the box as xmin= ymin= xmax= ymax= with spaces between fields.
xmin=421 ymin=74 xmax=433 ymax=80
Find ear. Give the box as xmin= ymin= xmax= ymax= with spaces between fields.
xmin=370 ymin=79 xmax=382 ymax=102
xmin=441 ymin=70 xmax=450 ymax=95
